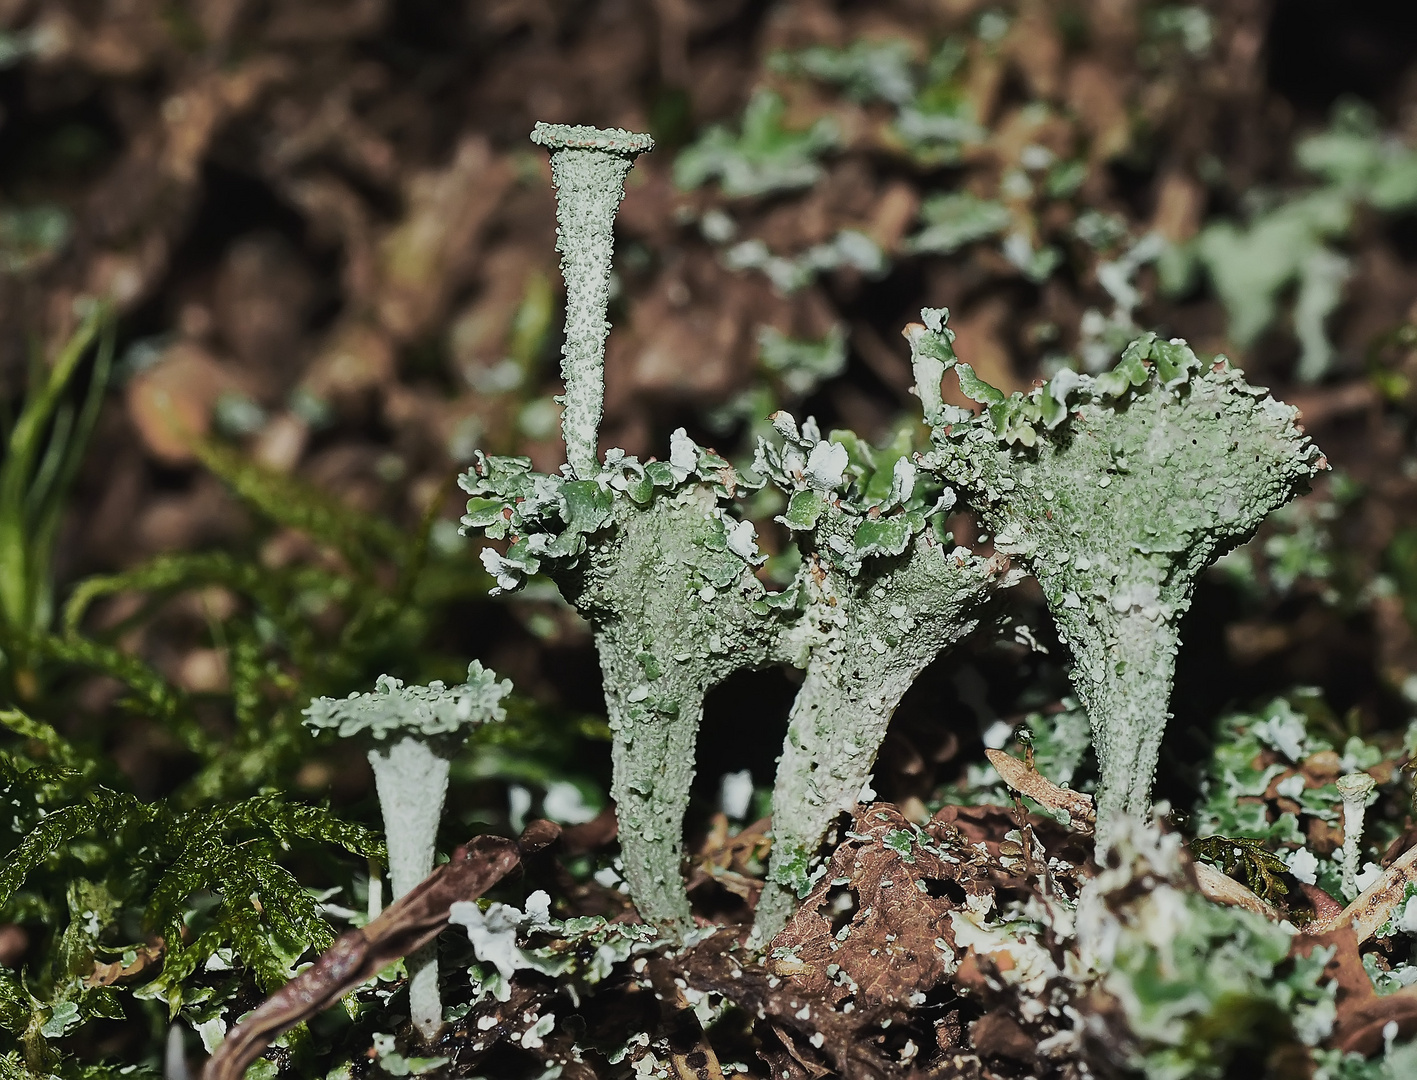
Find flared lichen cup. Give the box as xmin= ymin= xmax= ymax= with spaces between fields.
xmin=915 ymin=320 xmax=1325 ymax=851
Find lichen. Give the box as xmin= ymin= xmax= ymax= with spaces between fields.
xmin=462 ymin=433 xmax=795 ymax=935
xmin=529 ymin=122 xmax=654 ymax=479
xmin=301 ymin=663 xmax=511 ymax=747
xmin=302 ymin=662 xmax=511 ymax=1038
xmin=460 ymin=121 xmax=1325 ymax=946
xmin=915 ymin=317 xmax=1325 ymax=850
xmin=748 ymin=411 xmax=1007 ymax=943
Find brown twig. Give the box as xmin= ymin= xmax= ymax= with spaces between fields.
xmin=1312 ymin=843 xmax=1417 ymax=944
xmin=201 ymin=833 xmax=525 ymax=1080
xmin=987 ymin=749 xmax=1288 ymax=919
xmin=984 ymin=749 xmax=1095 ymax=832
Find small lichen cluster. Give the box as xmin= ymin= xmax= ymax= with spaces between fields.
xmin=458 ymin=123 xmax=1323 ymax=946
xmin=303 ymin=661 xmax=512 ymax=1038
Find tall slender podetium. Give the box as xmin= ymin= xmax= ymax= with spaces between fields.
xmin=529 ymin=123 xmax=655 ymax=478
xmin=465 ymin=124 xmax=791 ymax=938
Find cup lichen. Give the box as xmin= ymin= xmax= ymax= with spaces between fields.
xmin=1336 ymin=771 xmax=1376 ymax=901
xmin=913 ymin=317 xmax=1325 ymax=851
xmin=747 ymin=411 xmax=1009 ymax=944
xmin=302 ymin=661 xmax=512 ymax=1039
xmin=459 ymin=120 xmax=1326 ymax=946
xmin=529 ymin=122 xmax=654 ymax=479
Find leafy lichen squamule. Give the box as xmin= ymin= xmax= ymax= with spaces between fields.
xmin=917 ymin=321 xmax=1325 ymax=850
xmin=530 ymin=122 xmax=654 ymax=479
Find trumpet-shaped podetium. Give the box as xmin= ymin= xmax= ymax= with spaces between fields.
xmin=529 ymin=122 xmax=654 ymax=479
xmin=302 ymin=662 xmax=512 ymax=1040
xmin=747 ymin=411 xmax=1008 ymax=944
xmin=914 ymin=311 xmax=1325 ymax=850
xmin=462 ymin=125 xmax=796 ymax=938
xmin=463 ymin=440 xmax=795 ymax=937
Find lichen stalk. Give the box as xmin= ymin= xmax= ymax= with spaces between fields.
xmin=531 ymin=123 xmax=654 ymax=479
xmin=1057 ymin=608 xmax=1180 ymax=834
xmin=752 ymin=535 xmax=999 ymax=944
xmin=918 ymin=324 xmax=1324 ymax=851
xmin=302 ymin=664 xmax=511 ymax=1041
xmin=368 ymin=737 xmax=450 ymax=1040
xmin=563 ymin=485 xmax=790 ymax=936
xmin=1336 ymin=771 xmax=1376 ymax=902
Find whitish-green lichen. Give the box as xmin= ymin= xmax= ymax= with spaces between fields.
xmin=461 ymin=120 xmax=1326 ymax=945
xmin=917 ymin=320 xmax=1324 ymax=850
xmin=462 ymin=436 xmax=795 ymax=936
xmin=302 ymin=664 xmax=511 ymax=746
xmin=747 ymin=411 xmax=1006 ymax=943
xmin=530 ymin=122 xmax=654 ymax=479
xmin=303 ymin=662 xmax=511 ymax=1038
xmin=1336 ymin=771 xmax=1376 ymax=901
xmin=463 ymin=124 xmax=806 ymax=938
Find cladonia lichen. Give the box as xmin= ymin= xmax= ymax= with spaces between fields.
xmin=748 ymin=411 xmax=1008 ymax=945
xmin=529 ymin=122 xmax=654 ymax=479
xmin=463 ymin=126 xmax=793 ymax=936
xmin=302 ymin=662 xmax=512 ymax=1039
xmin=459 ymin=120 xmax=1324 ymax=944
xmin=914 ymin=313 xmax=1324 ymax=851
xmin=1336 ymin=771 xmax=1376 ymax=901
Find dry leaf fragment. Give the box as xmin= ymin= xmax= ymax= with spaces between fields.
xmin=1294 ymin=924 xmax=1417 ymax=1056
xmin=969 ymin=1008 xmax=1037 ymax=1065
xmin=771 ymin=803 xmax=973 ymax=1009
xmin=1190 ymin=860 xmax=1280 ymax=921
xmin=85 ymin=938 xmax=165 ymax=987
xmin=126 ymin=343 xmax=251 ymax=464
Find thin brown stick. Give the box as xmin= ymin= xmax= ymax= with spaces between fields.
xmin=201 ymin=834 xmax=522 ymax=1080
xmin=987 ymin=749 xmax=1287 ymax=919
xmin=984 ymin=749 xmax=1095 ymax=831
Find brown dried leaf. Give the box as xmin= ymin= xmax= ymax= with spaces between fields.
xmin=771 ymin=803 xmax=978 ymax=1010
xmin=0 ymin=924 xmax=28 ymax=968
xmin=1294 ymin=924 xmax=1417 ymax=1055
xmin=126 ymin=343 xmax=251 ymax=464
xmin=658 ymin=928 xmax=902 ymax=1080
xmin=969 ymin=1008 xmax=1037 ymax=1065
xmin=1065 ymin=60 xmax=1131 ymax=162
xmin=299 ymin=320 xmax=396 ymax=409
xmin=687 ymin=814 xmax=772 ymax=903
xmin=85 ymin=938 xmax=165 ymax=988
